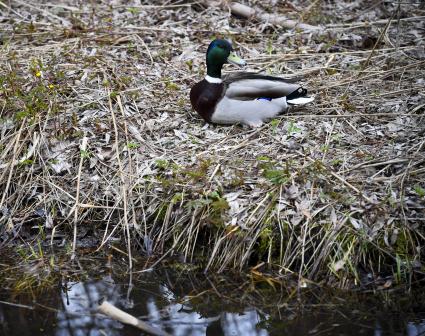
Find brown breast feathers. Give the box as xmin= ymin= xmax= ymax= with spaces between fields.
xmin=190 ymin=79 xmax=224 ymax=123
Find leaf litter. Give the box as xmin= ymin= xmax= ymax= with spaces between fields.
xmin=0 ymin=0 xmax=424 ymax=288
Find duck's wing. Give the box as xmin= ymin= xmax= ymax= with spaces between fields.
xmin=224 ymin=72 xmax=301 ymax=84
xmin=223 ymin=72 xmax=305 ymax=100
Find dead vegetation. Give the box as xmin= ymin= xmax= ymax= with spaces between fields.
xmin=0 ymin=0 xmax=424 ymax=289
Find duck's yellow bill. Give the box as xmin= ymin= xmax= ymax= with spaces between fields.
xmin=227 ymin=52 xmax=246 ymax=66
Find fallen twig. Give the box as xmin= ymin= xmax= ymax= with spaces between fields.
xmin=208 ymin=1 xmax=321 ymax=31
xmin=98 ymin=300 xmax=170 ymax=336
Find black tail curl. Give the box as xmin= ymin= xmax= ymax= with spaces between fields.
xmin=286 ymin=87 xmax=307 ymax=101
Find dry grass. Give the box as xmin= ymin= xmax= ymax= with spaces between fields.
xmin=0 ymin=0 xmax=424 ymax=289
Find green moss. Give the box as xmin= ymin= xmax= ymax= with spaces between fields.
xmin=258 ymin=227 xmax=273 ymax=255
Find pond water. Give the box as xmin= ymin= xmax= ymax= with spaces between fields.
xmin=0 ymin=260 xmax=424 ymax=336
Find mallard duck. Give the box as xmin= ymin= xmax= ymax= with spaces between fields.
xmin=190 ymin=39 xmax=314 ymax=127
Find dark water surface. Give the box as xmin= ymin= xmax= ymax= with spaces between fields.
xmin=0 ymin=259 xmax=424 ymax=336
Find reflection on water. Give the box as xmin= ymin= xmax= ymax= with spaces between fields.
xmin=56 ymin=276 xmax=122 ymax=336
xmin=0 ymin=266 xmax=425 ymax=336
xmin=53 ymin=275 xmax=270 ymax=336
xmin=407 ymin=321 xmax=425 ymax=336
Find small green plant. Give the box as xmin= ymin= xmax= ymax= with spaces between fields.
xmin=127 ymin=142 xmax=140 ymax=150
xmin=257 ymin=156 xmax=290 ymax=185
xmin=320 ymin=144 xmax=329 ymax=153
xmin=263 ymin=169 xmax=289 ymax=185
xmin=394 ymin=254 xmax=405 ymax=285
xmin=186 ymin=59 xmax=193 ymax=71
xmin=18 ymin=159 xmax=34 ymax=167
xmin=257 ymin=155 xmax=271 ymax=162
xmin=331 ymin=159 xmax=342 ymax=166
xmin=270 ymin=119 xmax=280 ymax=133
xmin=266 ymin=40 xmax=274 ymax=55
xmin=171 ymin=192 xmax=184 ymax=204
xmin=211 ymin=196 xmax=229 ymax=212
xmin=340 ymin=94 xmax=356 ymax=111
xmin=155 ymin=159 xmax=169 ymax=169
xmin=165 ymin=81 xmax=180 ymax=90
xmin=177 ymin=98 xmax=185 ymax=107
xmin=413 ymin=185 xmax=425 ymax=198
xmin=127 ymin=7 xmax=140 ymax=15
xmin=181 ymin=159 xmax=211 ymax=182
xmin=325 ymin=68 xmax=338 ymax=75
xmin=206 ymin=190 xmax=229 ymax=227
xmin=80 ymin=149 xmax=90 ymax=158
xmin=287 ymin=120 xmax=301 ymax=134
xmin=229 ymin=170 xmax=245 ymax=187
xmin=109 ymin=91 xmax=119 ymax=99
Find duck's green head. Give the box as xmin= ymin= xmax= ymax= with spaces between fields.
xmin=206 ymin=39 xmax=246 ymax=78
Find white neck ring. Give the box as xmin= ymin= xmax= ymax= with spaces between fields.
xmin=205 ymin=75 xmax=222 ymax=84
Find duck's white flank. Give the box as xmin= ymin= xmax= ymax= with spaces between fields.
xmin=212 ymin=96 xmax=287 ymax=127
xmin=205 ymin=75 xmax=222 ymax=84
